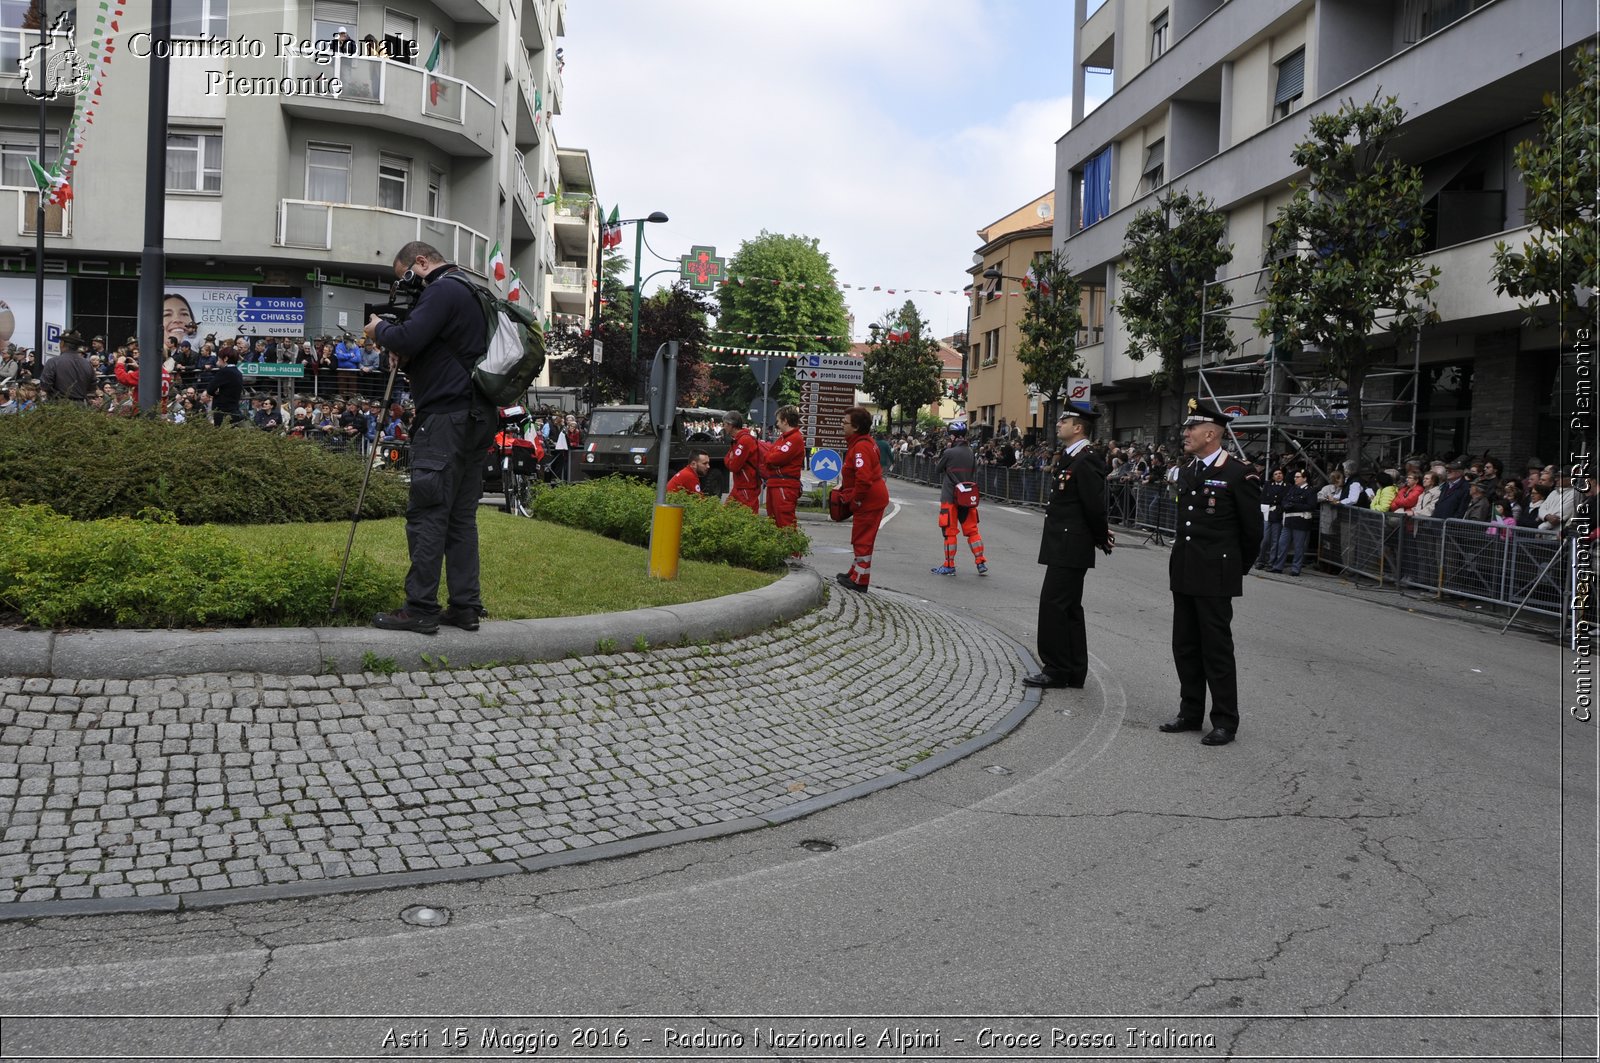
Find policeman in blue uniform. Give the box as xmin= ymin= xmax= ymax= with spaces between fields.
xmin=1158 ymin=400 xmax=1262 ymax=745
xmin=1024 ymin=405 xmax=1114 ymax=689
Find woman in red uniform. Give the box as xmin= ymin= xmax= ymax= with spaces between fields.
xmin=759 ymin=404 xmax=805 ymax=529
xmin=835 ymin=405 xmax=890 ymax=592
xmin=722 ymin=410 xmax=764 ymax=512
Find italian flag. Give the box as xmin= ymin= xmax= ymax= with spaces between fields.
xmin=886 ymin=326 xmax=910 ymax=343
xmin=27 ymin=159 xmax=70 ymax=206
xmin=507 ymin=270 xmax=523 ymax=303
xmin=489 ymin=241 xmax=506 ymax=282
xmin=601 ymin=206 xmax=622 ymax=250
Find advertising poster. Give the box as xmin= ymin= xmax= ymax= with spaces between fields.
xmin=0 ymin=277 xmax=69 ymax=354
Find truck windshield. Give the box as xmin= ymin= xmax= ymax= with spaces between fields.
xmin=589 ymin=410 xmax=653 ymax=435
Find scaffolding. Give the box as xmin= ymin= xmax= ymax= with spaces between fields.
xmin=1197 ymin=265 xmax=1420 ymax=481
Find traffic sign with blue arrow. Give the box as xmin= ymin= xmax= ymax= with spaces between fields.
xmin=809 ymin=448 xmax=842 ymax=482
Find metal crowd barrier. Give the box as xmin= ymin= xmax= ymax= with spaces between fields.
xmin=1321 ymin=506 xmax=1571 ymax=621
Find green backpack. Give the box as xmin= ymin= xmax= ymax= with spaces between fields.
xmin=445 ymin=273 xmax=547 ymax=406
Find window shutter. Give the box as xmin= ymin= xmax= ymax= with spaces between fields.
xmin=1274 ymin=50 xmax=1305 ymax=106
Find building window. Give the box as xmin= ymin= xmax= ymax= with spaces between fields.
xmin=311 ymin=0 xmax=356 ymax=47
xmin=427 ymin=169 xmax=444 ymax=216
xmin=305 ymin=143 xmax=351 ymax=203
xmin=1080 ymin=147 xmax=1113 ymax=229
xmin=1140 ymin=138 xmax=1165 ymax=194
xmin=969 ymin=345 xmax=981 ymax=374
xmin=1273 ymin=48 xmax=1305 ymax=121
xmin=166 ymin=130 xmax=222 ymax=193
xmin=1150 ymin=10 xmax=1169 ymax=62
xmin=378 ymin=154 xmax=409 ymax=211
xmin=172 ymin=0 xmax=227 ymax=37
xmin=424 ymin=30 xmax=449 ymax=74
xmin=1078 ymin=285 xmax=1107 ymax=347
xmin=383 ymin=9 xmax=418 ymax=64
xmin=982 ymin=328 xmax=1000 ymax=368
xmin=0 ymin=127 xmax=59 ymax=188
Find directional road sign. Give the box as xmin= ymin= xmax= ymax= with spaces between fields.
xmin=809 ymin=448 xmax=842 ymax=483
xmin=795 ymin=367 xmax=863 ymax=384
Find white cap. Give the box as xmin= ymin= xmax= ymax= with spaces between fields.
xmin=337 ymin=26 xmax=349 ymax=33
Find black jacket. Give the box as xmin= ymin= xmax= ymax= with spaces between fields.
xmin=374 ymin=265 xmax=486 ymax=418
xmin=1281 ymin=483 xmax=1317 ymax=521
xmin=1260 ymin=479 xmax=1288 ymax=524
xmin=1038 ymin=444 xmax=1109 ymax=569
xmin=1170 ymin=449 xmax=1263 ymax=597
xmin=1433 ymin=478 xmax=1470 ymax=521
xmin=211 ymin=364 xmax=244 ymax=412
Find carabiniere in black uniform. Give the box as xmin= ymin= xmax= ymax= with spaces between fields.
xmin=1025 ymin=406 xmax=1113 ymax=690
xmin=1160 ymin=400 xmax=1262 ymax=745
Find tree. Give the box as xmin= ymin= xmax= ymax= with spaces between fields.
xmin=1491 ymin=45 xmax=1599 ymax=327
xmin=544 ymin=249 xmax=714 ymax=407
xmin=862 ymin=300 xmax=942 ymax=435
xmin=714 ymin=232 xmax=851 ymax=414
xmin=1259 ymin=96 xmax=1440 ymax=466
xmin=1115 ymin=188 xmax=1235 ymax=436
xmin=1012 ymin=249 xmax=1083 ymax=426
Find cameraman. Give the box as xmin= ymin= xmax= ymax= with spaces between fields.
xmin=364 ymin=240 xmax=493 ymax=634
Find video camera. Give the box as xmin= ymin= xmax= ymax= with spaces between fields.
xmin=363 ymin=272 xmax=423 ymax=325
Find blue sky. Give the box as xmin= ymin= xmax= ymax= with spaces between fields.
xmin=558 ymin=1 xmax=1081 ymax=344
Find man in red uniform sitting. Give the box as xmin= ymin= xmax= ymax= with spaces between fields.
xmin=665 ymin=451 xmax=710 ymax=496
xmin=759 ymin=405 xmax=805 ymax=529
xmin=835 ymin=405 xmax=890 ymax=592
xmin=723 ymin=410 xmax=763 ymax=512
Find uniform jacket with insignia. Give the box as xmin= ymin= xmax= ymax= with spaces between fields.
xmin=1038 ymin=444 xmax=1109 ymax=569
xmin=1170 ymin=449 xmax=1263 ymax=597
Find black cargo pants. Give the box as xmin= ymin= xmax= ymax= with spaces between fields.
xmin=404 ymin=402 xmax=495 ymax=616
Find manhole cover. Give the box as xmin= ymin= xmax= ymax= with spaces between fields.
xmin=1058 ymin=709 xmax=1075 ymax=717
xmin=799 ymin=839 xmax=837 ymax=853
xmin=400 ymin=905 xmax=451 ymax=927
xmin=983 ymin=765 xmax=1014 ymax=776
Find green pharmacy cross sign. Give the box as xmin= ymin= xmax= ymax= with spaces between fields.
xmin=679 ymin=246 xmax=726 ymax=291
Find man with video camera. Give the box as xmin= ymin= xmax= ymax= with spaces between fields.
xmin=364 ymin=241 xmax=494 ymax=635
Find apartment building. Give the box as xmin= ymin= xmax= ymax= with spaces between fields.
xmin=1052 ymin=0 xmax=1590 ymax=463
xmin=0 ymin=0 xmax=597 ymax=385
xmin=967 ymin=189 xmax=1108 ymax=438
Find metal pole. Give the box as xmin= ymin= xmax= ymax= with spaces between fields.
xmin=331 ymin=357 xmax=400 ymax=614
xmin=629 ymin=221 xmax=643 ymax=404
xmin=652 ymin=340 xmax=678 ymax=507
xmin=32 ymin=0 xmax=46 ymax=371
xmin=588 ymin=200 xmax=602 ymax=406
xmin=135 ymin=0 xmax=172 ymax=413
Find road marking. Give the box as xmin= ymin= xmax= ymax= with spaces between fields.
xmin=878 ymin=500 xmax=903 ymax=527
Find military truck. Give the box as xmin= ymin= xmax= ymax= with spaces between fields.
xmin=576 ymin=405 xmax=734 ymax=495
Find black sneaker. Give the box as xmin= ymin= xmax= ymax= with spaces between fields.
xmin=440 ymin=605 xmax=482 ymax=632
xmin=372 ymin=609 xmax=439 ymax=634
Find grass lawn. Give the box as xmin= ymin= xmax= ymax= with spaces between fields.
xmin=214 ymin=509 xmax=779 ymax=620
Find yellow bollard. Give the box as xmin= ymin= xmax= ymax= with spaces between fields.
xmin=648 ymin=503 xmax=684 ymax=579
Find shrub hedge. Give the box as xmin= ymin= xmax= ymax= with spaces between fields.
xmin=0 ymin=504 xmax=400 ymax=628
xmin=0 ymin=405 xmax=408 ymax=524
xmin=528 ymin=477 xmax=808 ymax=570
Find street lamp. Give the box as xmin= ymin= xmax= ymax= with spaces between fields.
xmin=626 ymin=211 xmax=669 ymax=402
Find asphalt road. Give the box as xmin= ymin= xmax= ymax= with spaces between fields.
xmin=1 ymin=476 xmax=1593 ymax=1062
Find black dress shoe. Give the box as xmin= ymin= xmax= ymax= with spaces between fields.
xmin=440 ymin=605 xmax=481 ymax=632
xmin=1201 ymin=727 xmax=1236 ymax=746
xmin=372 ymin=609 xmax=439 ymax=634
xmin=1158 ymin=717 xmax=1203 ymax=733
xmin=1022 ymin=672 xmax=1071 ymax=688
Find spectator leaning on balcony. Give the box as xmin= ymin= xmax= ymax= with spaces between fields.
xmin=1432 ymin=459 xmax=1472 ymax=521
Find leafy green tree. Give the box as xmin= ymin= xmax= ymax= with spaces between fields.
xmin=1012 ymin=249 xmax=1083 ymax=425
xmin=1115 ymin=189 xmax=1235 ymax=435
xmin=1491 ymin=45 xmax=1599 ymax=326
xmin=1259 ymin=96 xmax=1440 ymax=465
xmin=714 ymin=232 xmax=851 ymax=413
xmin=862 ymin=300 xmax=942 ymax=434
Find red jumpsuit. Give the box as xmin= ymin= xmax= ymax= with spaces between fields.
xmin=665 ymin=465 xmax=703 ymax=495
xmin=724 ymin=427 xmax=763 ymax=512
xmin=760 ymin=427 xmax=805 ymax=529
xmin=839 ymin=431 xmax=890 ymax=589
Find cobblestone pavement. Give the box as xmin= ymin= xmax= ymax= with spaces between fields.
xmin=0 ymin=587 xmax=1031 ymax=910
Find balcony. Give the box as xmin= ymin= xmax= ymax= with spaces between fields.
xmin=522 ymin=0 xmax=551 ymax=51
xmin=0 ymin=28 xmax=77 ymax=109
xmin=3 ymin=186 xmax=70 ymax=237
xmin=548 ymin=62 xmax=563 ymax=116
xmin=550 ymin=263 xmax=586 ymax=312
xmin=1420 ymin=225 xmax=1529 ymax=326
xmin=553 ymin=194 xmax=590 ymax=256
xmin=513 ymin=46 xmax=542 ymax=148
xmin=275 ymin=199 xmax=489 ymax=277
xmin=511 ymin=154 xmax=539 ymax=240
xmin=280 ymin=51 xmax=496 ymax=158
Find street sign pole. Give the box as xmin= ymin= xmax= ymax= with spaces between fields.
xmin=648 ymin=341 xmax=683 ymax=580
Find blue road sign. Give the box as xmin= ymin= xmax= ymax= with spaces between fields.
xmin=810 ymin=448 xmax=842 ymax=482
xmin=238 ymin=297 xmax=305 ymax=311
